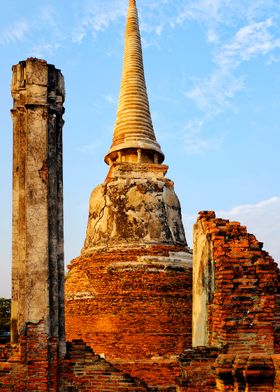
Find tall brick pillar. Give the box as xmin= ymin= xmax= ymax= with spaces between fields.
xmin=10 ymin=58 xmax=65 ymax=360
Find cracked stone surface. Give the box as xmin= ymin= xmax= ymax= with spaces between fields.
xmin=11 ymin=58 xmax=65 ymax=354
xmin=82 ymin=163 xmax=187 ymax=253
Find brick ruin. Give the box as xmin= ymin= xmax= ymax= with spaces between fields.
xmin=0 ymin=0 xmax=280 ymax=391
xmin=180 ymin=211 xmax=280 ymax=392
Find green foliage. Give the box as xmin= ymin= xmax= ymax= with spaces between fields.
xmin=0 ymin=298 xmax=11 ymax=332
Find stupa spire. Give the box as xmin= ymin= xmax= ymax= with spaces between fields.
xmin=105 ymin=0 xmax=164 ymax=165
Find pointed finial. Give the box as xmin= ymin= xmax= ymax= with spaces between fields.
xmin=105 ymin=0 xmax=164 ymax=165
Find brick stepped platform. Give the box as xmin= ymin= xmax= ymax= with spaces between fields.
xmin=61 ymin=339 xmax=149 ymax=391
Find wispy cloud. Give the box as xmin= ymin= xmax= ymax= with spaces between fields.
xmin=175 ymin=0 xmax=280 ymax=40
xmin=181 ymin=117 xmax=223 ymax=154
xmin=216 ymin=19 xmax=280 ymax=68
xmin=103 ymin=94 xmax=117 ymax=105
xmin=0 ymin=4 xmax=65 ymax=57
xmin=72 ymin=0 xmax=176 ymax=45
xmin=176 ymin=0 xmax=233 ymax=26
xmin=186 ymin=74 xmax=244 ymax=115
xmin=0 ymin=20 xmax=29 ymax=45
xmin=186 ymin=18 xmax=280 ymax=116
xmin=72 ymin=0 xmax=127 ymax=44
xmin=38 ymin=4 xmax=57 ymax=27
xmin=176 ymin=0 xmax=280 ymax=154
xmin=30 ymin=43 xmax=61 ymax=58
xmin=2 ymin=0 xmax=279 ymax=157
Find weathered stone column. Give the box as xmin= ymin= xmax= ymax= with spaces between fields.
xmin=11 ymin=58 xmax=65 ymax=357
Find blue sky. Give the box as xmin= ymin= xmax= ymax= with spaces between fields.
xmin=0 ymin=0 xmax=279 ymax=297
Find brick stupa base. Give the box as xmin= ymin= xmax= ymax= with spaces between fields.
xmin=65 ymin=244 xmax=192 ymax=389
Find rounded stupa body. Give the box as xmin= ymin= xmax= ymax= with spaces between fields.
xmin=65 ymin=1 xmax=193 ymax=389
xmin=83 ymin=163 xmax=186 ymax=252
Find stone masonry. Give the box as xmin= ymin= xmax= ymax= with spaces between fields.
xmin=11 ymin=58 xmax=65 ymax=355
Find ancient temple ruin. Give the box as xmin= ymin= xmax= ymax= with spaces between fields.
xmin=0 ymin=0 xmax=280 ymax=391
xmin=65 ymin=1 xmax=192 ymax=386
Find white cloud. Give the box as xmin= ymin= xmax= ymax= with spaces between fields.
xmin=186 ymin=73 xmax=244 ymax=115
xmin=184 ymin=197 xmax=280 ymax=263
xmin=207 ymin=29 xmax=219 ymax=44
xmin=216 ymin=19 xmax=280 ymax=68
xmin=124 ymin=0 xmax=280 ymax=156
xmin=181 ymin=117 xmax=223 ymax=154
xmin=182 ymin=5 xmax=280 ymax=151
xmin=103 ymin=94 xmax=117 ymax=105
xmin=72 ymin=0 xmax=175 ymax=44
xmin=72 ymin=0 xmax=127 ymax=44
xmin=38 ymin=5 xmax=57 ymax=27
xmin=175 ymin=0 xmax=280 ymax=38
xmin=246 ymin=0 xmax=280 ymax=22
xmin=0 ymin=4 xmax=65 ymax=55
xmin=186 ymin=17 xmax=280 ymax=116
xmin=176 ymin=0 xmax=232 ymax=26
xmin=30 ymin=43 xmax=61 ymax=58
xmin=0 ymin=20 xmax=29 ymax=45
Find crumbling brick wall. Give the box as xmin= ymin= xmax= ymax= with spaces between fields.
xmin=60 ymin=340 xmax=148 ymax=391
xmin=0 ymin=338 xmax=149 ymax=391
xmin=0 ymin=345 xmax=12 ymax=362
xmin=177 ymin=347 xmax=221 ymax=392
xmin=0 ymin=321 xmax=58 ymax=391
xmin=181 ymin=211 xmax=280 ymax=392
xmin=193 ymin=211 xmax=279 ymax=354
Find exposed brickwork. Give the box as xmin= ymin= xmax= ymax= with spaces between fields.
xmin=0 ymin=344 xmax=12 ymax=362
xmin=195 ymin=211 xmax=279 ymax=354
xmin=0 ymin=361 xmax=26 ymax=391
xmin=274 ymin=284 xmax=280 ymax=353
xmin=60 ymin=340 xmax=148 ymax=391
xmin=214 ymin=353 xmax=276 ymax=391
xmin=0 ymin=337 xmax=150 ymax=391
xmin=65 ymin=244 xmax=192 ymax=389
xmin=64 ymin=213 xmax=280 ymax=390
xmin=272 ymin=355 xmax=280 ymax=391
xmin=0 ymin=321 xmax=59 ymax=391
xmin=178 ymin=347 xmax=221 ymax=392
xmin=179 ymin=211 xmax=280 ymax=391
xmin=2 ymin=216 xmax=280 ymax=391
xmin=114 ymin=360 xmax=181 ymax=391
